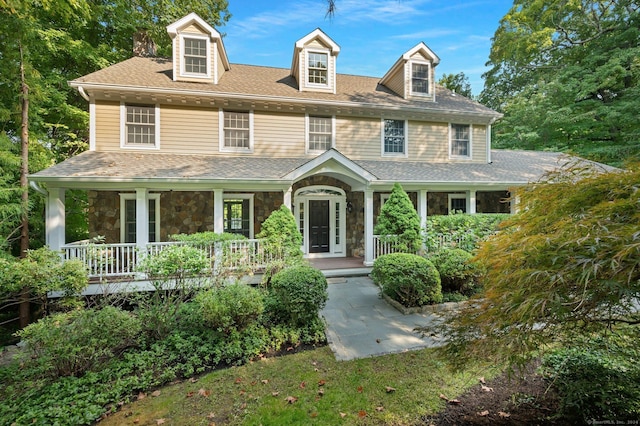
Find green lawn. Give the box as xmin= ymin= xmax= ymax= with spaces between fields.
xmin=99 ymin=346 xmax=496 ymax=426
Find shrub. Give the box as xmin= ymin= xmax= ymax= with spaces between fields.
xmin=256 ymin=205 xmax=303 ymax=260
xmin=424 ymin=213 xmax=508 ymax=252
xmin=372 ymin=253 xmax=442 ymax=307
xmin=170 ymin=231 xmax=246 ymax=244
xmin=195 ymin=283 xmax=264 ymax=334
xmin=16 ymin=306 xmax=141 ymax=378
xmin=268 ymin=265 xmax=328 ymax=325
xmin=374 ymin=183 xmax=421 ymax=253
xmin=542 ymin=334 xmax=640 ymax=422
xmin=427 ymin=248 xmax=484 ymax=295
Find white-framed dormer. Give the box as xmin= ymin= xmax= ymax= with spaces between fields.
xmin=380 ymin=118 xmax=408 ymax=158
xmin=291 ymin=28 xmax=340 ymax=94
xmin=449 ymin=123 xmax=473 ymax=160
xmin=167 ymin=12 xmax=230 ymax=84
xmin=218 ymin=109 xmax=254 ymax=153
xmin=380 ymin=42 xmax=440 ymax=101
xmin=120 ymin=102 xmax=160 ymax=150
xmin=305 ymin=114 xmax=335 ymax=154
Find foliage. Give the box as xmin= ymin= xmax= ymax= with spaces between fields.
xmin=256 ymin=205 xmax=303 ymax=260
xmin=438 ymin=72 xmax=473 ymax=98
xmin=542 ymin=331 xmax=640 ymax=422
xmin=195 ymin=283 xmax=264 ymax=334
xmin=374 ymin=183 xmax=422 ymax=253
xmin=16 ymin=306 xmax=142 ymax=378
xmin=372 ymin=253 xmax=442 ymax=307
xmin=437 ymin=163 xmax=640 ymax=367
xmin=427 ymin=248 xmax=484 ymax=295
xmin=480 ymin=0 xmax=640 ymax=166
xmin=424 ymin=213 xmax=508 ymax=253
xmin=170 ymin=231 xmax=245 ymax=244
xmin=268 ymin=265 xmax=328 ymax=326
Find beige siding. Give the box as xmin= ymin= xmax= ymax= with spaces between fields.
xmin=307 ymin=39 xmax=328 ymax=49
xmin=161 ymin=105 xmax=217 ymax=154
xmin=216 ymin=41 xmax=225 ymax=80
xmin=408 ymin=121 xmax=449 ymax=162
xmin=472 ymin=125 xmax=488 ymax=162
xmin=335 ymin=117 xmax=381 ymax=160
xmin=385 ymin=66 xmax=405 ymax=98
xmin=183 ymin=23 xmax=205 ymax=34
xmin=94 ymin=101 xmax=121 ymax=151
xmin=253 ymin=112 xmax=305 ymax=157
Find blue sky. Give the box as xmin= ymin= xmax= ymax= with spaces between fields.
xmin=221 ymin=0 xmax=514 ymax=96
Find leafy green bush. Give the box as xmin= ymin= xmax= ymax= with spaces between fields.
xmin=542 ymin=334 xmax=640 ymax=422
xmin=372 ymin=253 xmax=442 ymax=307
xmin=256 ymin=205 xmax=302 ymax=260
xmin=196 ymin=283 xmax=264 ymax=334
xmin=374 ymin=183 xmax=422 ymax=253
xmin=16 ymin=306 xmax=141 ymax=378
xmin=268 ymin=265 xmax=328 ymax=325
xmin=170 ymin=231 xmax=246 ymax=244
xmin=424 ymin=213 xmax=508 ymax=252
xmin=427 ymin=248 xmax=484 ymax=295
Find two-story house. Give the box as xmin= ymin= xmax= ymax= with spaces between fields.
xmin=30 ymin=12 xmax=566 ymax=270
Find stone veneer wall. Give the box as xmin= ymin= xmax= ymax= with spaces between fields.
xmin=87 ymin=191 xmax=120 ymax=243
xmin=427 ymin=191 xmax=511 ymax=215
xmin=253 ymin=192 xmax=283 ymax=236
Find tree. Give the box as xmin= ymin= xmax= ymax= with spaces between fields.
xmin=480 ymin=0 xmax=640 ymax=167
xmin=256 ymin=205 xmax=303 ymax=260
xmin=438 ymin=72 xmax=473 ymax=98
xmin=436 ymin=162 xmax=640 ymax=366
xmin=374 ymin=183 xmax=421 ymax=253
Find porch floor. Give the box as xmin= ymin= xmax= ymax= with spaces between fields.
xmin=308 ymin=257 xmax=371 ymax=278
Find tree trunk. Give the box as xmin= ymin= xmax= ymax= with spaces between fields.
xmin=19 ymin=42 xmax=30 ymax=328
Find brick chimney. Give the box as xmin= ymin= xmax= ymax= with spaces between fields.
xmin=133 ymin=30 xmax=156 ymax=57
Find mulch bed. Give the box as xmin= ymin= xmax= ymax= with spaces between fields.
xmin=423 ymin=360 xmax=565 ymax=425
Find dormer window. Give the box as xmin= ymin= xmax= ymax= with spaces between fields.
xmin=308 ymin=52 xmax=328 ymax=85
xmin=183 ymin=37 xmax=208 ymax=75
xmin=411 ymin=63 xmax=430 ymax=95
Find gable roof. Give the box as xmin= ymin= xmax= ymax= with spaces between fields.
xmin=70 ymin=57 xmax=500 ymax=121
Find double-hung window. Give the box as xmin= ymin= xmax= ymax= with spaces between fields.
xmin=307 ymin=116 xmax=333 ymax=152
xmin=221 ymin=110 xmax=252 ymax=151
xmin=123 ymin=104 xmax=158 ymax=147
xmin=450 ymin=124 xmax=471 ymax=158
xmin=411 ymin=63 xmax=430 ymax=95
xmin=307 ymin=52 xmax=328 ymax=85
xmin=223 ymin=199 xmax=251 ymax=238
xmin=383 ymin=119 xmax=406 ymax=155
xmin=183 ymin=37 xmax=208 ymax=76
xmin=120 ymin=194 xmax=160 ymax=243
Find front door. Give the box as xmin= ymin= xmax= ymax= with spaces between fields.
xmin=309 ymin=200 xmax=330 ymax=253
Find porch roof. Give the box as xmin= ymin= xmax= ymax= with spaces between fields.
xmin=30 ymin=149 xmax=580 ymax=189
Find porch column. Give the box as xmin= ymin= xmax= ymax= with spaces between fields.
xmin=417 ymin=189 xmax=428 ymax=229
xmin=135 ymin=188 xmax=149 ymax=250
xmin=283 ymin=186 xmax=292 ymax=211
xmin=467 ymin=190 xmax=477 ymax=214
xmin=364 ymin=189 xmax=374 ymax=266
xmin=46 ymin=187 xmax=65 ymax=251
xmin=213 ymin=188 xmax=224 ymax=233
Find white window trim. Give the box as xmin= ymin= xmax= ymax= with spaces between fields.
xmin=304 ymin=48 xmax=331 ymax=89
xmin=305 ymin=114 xmax=335 ymax=154
xmin=380 ymin=118 xmax=408 ymax=158
xmin=448 ymin=194 xmax=466 ymax=214
xmin=294 ymin=185 xmax=346 ymax=257
xmin=449 ymin=123 xmax=473 ymax=160
xmin=119 ymin=193 xmax=160 ymax=243
xmin=179 ymin=33 xmax=211 ymax=80
xmin=409 ymin=60 xmax=431 ymax=97
xmin=120 ymin=103 xmax=160 ymax=150
xmin=380 ymin=193 xmax=391 ymax=205
xmin=223 ymin=194 xmax=254 ymax=238
xmin=219 ymin=109 xmax=254 ymax=153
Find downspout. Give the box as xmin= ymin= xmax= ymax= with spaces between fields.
xmin=77 ymin=85 xmax=90 ymax=102
xmin=29 ymin=180 xmax=48 ymax=196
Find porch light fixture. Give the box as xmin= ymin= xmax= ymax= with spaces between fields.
xmin=346 ymin=201 xmax=353 ymax=213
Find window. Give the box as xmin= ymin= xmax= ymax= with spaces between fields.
xmin=120 ymin=194 xmax=160 ymax=243
xmin=411 ymin=63 xmax=429 ymax=94
xmin=221 ymin=110 xmax=252 ymax=151
xmin=307 ymin=52 xmax=328 ymax=85
xmin=451 ymin=124 xmax=471 ymax=157
xmin=307 ymin=116 xmax=333 ymax=152
xmin=123 ymin=104 xmax=158 ymax=147
xmin=448 ymin=194 xmax=467 ymax=214
xmin=223 ymin=195 xmax=253 ymax=238
xmin=383 ymin=119 xmax=406 ymax=155
xmin=183 ymin=37 xmax=207 ymax=75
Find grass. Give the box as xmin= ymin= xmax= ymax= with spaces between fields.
xmin=99 ymin=346 xmax=497 ymax=425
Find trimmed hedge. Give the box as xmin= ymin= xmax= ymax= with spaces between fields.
xmin=268 ymin=265 xmax=328 ymax=325
xmin=372 ymin=253 xmax=442 ymax=307
xmin=196 ymin=283 xmax=264 ymax=334
xmin=427 ymin=248 xmax=484 ymax=295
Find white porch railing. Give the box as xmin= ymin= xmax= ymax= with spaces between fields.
xmin=62 ymin=239 xmax=271 ymax=280
xmin=372 ymin=233 xmax=471 ymax=260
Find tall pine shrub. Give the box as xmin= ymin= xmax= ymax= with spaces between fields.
xmin=374 ymin=183 xmax=421 ymax=253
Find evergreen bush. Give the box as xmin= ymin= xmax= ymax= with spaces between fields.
xmin=196 ymin=283 xmax=264 ymax=334
xmin=427 ymin=248 xmax=484 ymax=295
xmin=374 ymin=183 xmax=421 ymax=253
xmin=372 ymin=253 xmax=442 ymax=307
xmin=268 ymin=265 xmax=327 ymax=325
xmin=423 ymin=213 xmax=508 ymax=252
xmin=256 ymin=205 xmax=303 ymax=260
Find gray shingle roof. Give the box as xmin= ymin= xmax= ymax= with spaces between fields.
xmin=31 ymin=149 xmax=570 ymax=186
xmin=71 ymin=57 xmax=499 ymax=118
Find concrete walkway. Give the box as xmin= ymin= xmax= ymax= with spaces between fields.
xmin=321 ymin=276 xmax=444 ymax=361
